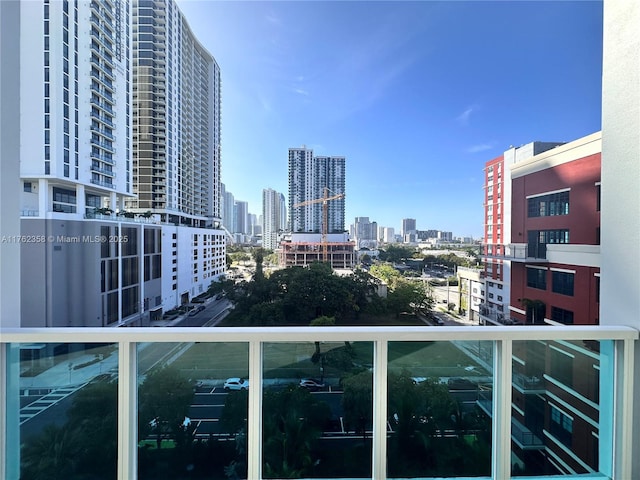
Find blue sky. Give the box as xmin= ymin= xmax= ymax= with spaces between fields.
xmin=177 ymin=1 xmax=603 ymax=238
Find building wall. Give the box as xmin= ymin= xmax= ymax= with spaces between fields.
xmin=507 ymin=135 xmax=601 ymax=326
xmin=161 ymin=225 xmax=226 ymax=308
xmin=20 ymin=218 xmax=164 ymax=327
xmin=600 ymin=1 xmax=640 ymax=476
xmin=0 ymin=0 xmax=22 ymax=327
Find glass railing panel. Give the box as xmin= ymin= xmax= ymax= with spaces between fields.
xmin=137 ymin=341 xmax=249 ymax=479
xmin=6 ymin=342 xmax=118 ymax=480
xmin=262 ymin=341 xmax=374 ymax=479
xmin=387 ymin=340 xmax=493 ymax=478
xmin=511 ymin=339 xmax=609 ymax=477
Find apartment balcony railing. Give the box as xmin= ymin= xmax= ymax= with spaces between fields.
xmin=90 ymin=178 xmax=115 ymax=189
xmin=481 ymin=243 xmax=548 ymax=262
xmin=0 ymin=325 xmax=636 ymax=480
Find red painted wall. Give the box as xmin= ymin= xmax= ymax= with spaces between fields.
xmin=509 ymin=152 xmax=601 ymax=325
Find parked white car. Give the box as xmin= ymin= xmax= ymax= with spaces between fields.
xmin=224 ymin=377 xmax=249 ymax=391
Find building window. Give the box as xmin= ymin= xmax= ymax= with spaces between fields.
xmin=528 ymin=191 xmax=570 ymax=217
xmin=550 ymin=346 xmax=573 ymax=387
xmin=551 ymin=307 xmax=574 ymax=325
xmin=552 ymin=271 xmax=574 ymax=296
xmin=550 ymin=405 xmax=573 ymax=447
xmin=52 ymin=186 xmax=76 ymax=213
xmin=526 ymin=267 xmax=547 ymax=290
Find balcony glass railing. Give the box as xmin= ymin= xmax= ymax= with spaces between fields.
xmin=1 ymin=326 xmax=636 ymax=480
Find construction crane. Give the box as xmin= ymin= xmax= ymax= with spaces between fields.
xmin=293 ymin=187 xmax=345 ymax=263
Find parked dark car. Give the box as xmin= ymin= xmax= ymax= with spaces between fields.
xmin=188 ymin=305 xmax=205 ymax=316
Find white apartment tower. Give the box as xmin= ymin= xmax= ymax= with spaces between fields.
xmin=127 ymin=0 xmax=222 ymax=227
xmin=263 ymin=188 xmax=285 ymax=250
xmin=4 ymin=0 xmax=225 ymax=327
xmin=288 ymin=147 xmax=346 ymax=234
xmin=17 ymin=0 xmax=132 ymax=211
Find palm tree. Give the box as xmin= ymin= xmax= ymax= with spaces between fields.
xmin=21 ymin=424 xmax=81 ymax=480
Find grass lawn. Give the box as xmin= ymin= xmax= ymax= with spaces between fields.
xmin=169 ymin=338 xmax=489 ymax=382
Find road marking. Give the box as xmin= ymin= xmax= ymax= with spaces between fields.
xmin=20 ymin=384 xmax=87 ymax=425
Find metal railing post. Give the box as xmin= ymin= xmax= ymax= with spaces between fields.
xmin=118 ymin=341 xmax=137 ymax=479
xmin=372 ymin=339 xmax=388 ymax=480
xmin=492 ymin=338 xmax=512 ymax=480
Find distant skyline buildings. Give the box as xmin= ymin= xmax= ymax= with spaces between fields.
xmin=262 ymin=188 xmax=286 ymax=250
xmin=352 ymin=217 xmax=378 ymax=248
xmin=288 ymin=146 xmax=346 ymax=234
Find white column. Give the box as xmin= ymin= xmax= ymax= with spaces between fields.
xmin=601 ymin=1 xmax=640 ymax=477
xmin=76 ymin=184 xmax=85 ymax=216
xmin=38 ymin=179 xmax=48 ymax=218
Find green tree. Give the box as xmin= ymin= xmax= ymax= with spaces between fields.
xmin=138 ymin=366 xmax=195 ymax=449
xmin=369 ymin=263 xmax=403 ymax=287
xmin=379 ymin=245 xmax=415 ymax=263
xmin=262 ymin=386 xmax=330 ymax=478
xmin=21 ymin=425 xmax=81 ymax=480
xmin=66 ymin=379 xmax=118 ymax=477
xmin=230 ymin=251 xmax=251 ymax=266
xmin=341 ymin=371 xmax=373 ymax=437
xmin=386 ymin=280 xmax=432 ymax=317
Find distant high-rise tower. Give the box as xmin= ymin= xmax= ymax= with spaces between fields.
xmin=288 ymin=147 xmax=346 ymax=233
xmin=353 ymin=217 xmax=378 ymax=248
xmin=235 ymin=200 xmax=249 ymax=234
xmin=402 ymin=218 xmax=417 ymax=238
xmin=222 ymin=186 xmax=236 ymax=233
xmin=263 ymin=188 xmax=285 ymax=250
xmin=128 ymin=0 xmax=221 ymax=226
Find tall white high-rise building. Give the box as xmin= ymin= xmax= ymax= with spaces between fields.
xmin=289 ymin=147 xmax=346 ymax=233
xmin=221 ymin=184 xmax=235 ymax=233
xmin=15 ymin=0 xmax=132 ymax=210
xmin=4 ymin=0 xmax=225 ymax=327
xmin=263 ymin=188 xmax=285 ymax=250
xmin=288 ymin=146 xmax=346 ymax=233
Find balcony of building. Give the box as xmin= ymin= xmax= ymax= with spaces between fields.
xmin=2 ymin=325 xmax=635 ymax=480
xmin=479 ymin=304 xmax=515 ymax=326
xmin=482 ymin=243 xmax=549 ymax=263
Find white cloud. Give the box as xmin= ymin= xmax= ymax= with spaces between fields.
xmin=456 ymin=104 xmax=480 ymax=125
xmin=466 ymin=143 xmax=494 ymax=153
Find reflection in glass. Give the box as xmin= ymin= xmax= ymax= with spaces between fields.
xmin=137 ymin=342 xmax=249 ymax=479
xmin=512 ymin=340 xmax=606 ymax=477
xmin=262 ymin=341 xmax=373 ymax=479
xmin=12 ymin=342 xmax=119 ymax=480
xmin=387 ymin=341 xmax=493 ymax=478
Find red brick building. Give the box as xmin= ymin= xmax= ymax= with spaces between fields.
xmin=508 ymin=132 xmax=601 ymax=326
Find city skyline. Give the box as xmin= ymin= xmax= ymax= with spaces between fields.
xmin=176 ymin=0 xmax=603 ymax=237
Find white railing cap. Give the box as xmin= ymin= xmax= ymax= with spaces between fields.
xmin=1 ymin=325 xmax=637 ymax=343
